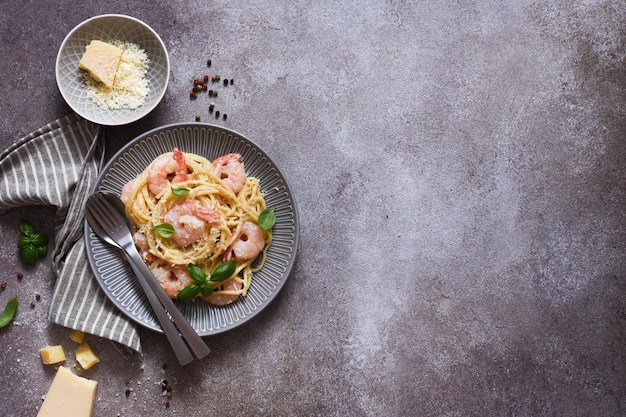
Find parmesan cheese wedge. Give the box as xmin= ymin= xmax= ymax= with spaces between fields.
xmin=37 ymin=366 xmax=98 ymax=417
xmin=39 ymin=345 xmax=66 ymax=365
xmin=75 ymin=342 xmax=100 ymax=370
xmin=69 ymin=329 xmax=86 ymax=343
xmin=78 ymin=40 xmax=124 ymax=88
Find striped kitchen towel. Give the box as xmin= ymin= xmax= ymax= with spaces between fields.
xmin=0 ymin=113 xmax=141 ymax=352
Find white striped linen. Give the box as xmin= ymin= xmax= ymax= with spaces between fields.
xmin=0 ymin=113 xmax=141 ymax=352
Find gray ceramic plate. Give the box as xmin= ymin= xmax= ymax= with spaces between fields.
xmin=56 ymin=14 xmax=169 ymax=126
xmin=84 ymin=123 xmax=299 ymax=335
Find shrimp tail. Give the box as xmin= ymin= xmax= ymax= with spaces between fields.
xmin=172 ymin=147 xmax=188 ymax=183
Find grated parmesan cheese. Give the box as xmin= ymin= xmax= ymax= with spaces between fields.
xmin=82 ymin=40 xmax=150 ymax=110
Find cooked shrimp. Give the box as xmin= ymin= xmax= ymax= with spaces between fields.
xmin=201 ymin=278 xmax=242 ymax=306
xmin=151 ymin=263 xmax=193 ymax=299
xmin=133 ymin=230 xmax=157 ymax=263
xmin=121 ymin=179 xmax=135 ymax=205
xmin=148 ymin=148 xmax=188 ymax=196
xmin=224 ymin=221 xmax=265 ymax=261
xmin=164 ymin=200 xmax=220 ymax=247
xmin=212 ymin=153 xmax=246 ymax=194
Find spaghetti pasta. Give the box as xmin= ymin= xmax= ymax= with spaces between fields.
xmin=121 ymin=148 xmax=272 ymax=306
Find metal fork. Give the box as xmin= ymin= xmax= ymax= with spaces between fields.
xmin=85 ymin=191 xmax=211 ymax=366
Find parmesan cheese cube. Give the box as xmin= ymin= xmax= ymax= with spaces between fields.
xmin=37 ymin=366 xmax=97 ymax=417
xmin=75 ymin=342 xmax=100 ymax=370
xmin=69 ymin=329 xmax=86 ymax=343
xmin=39 ymin=345 xmax=66 ymax=365
xmin=78 ymin=40 xmax=123 ymax=88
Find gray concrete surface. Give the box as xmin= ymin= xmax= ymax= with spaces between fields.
xmin=1 ymin=1 xmax=625 ymax=416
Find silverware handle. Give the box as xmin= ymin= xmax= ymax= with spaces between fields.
xmin=124 ymin=255 xmax=195 ymax=366
xmin=123 ymin=245 xmax=211 ymax=360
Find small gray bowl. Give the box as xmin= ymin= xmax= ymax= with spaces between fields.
xmin=55 ymin=14 xmax=170 ymax=126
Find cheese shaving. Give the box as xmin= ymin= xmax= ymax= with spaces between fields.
xmin=82 ymin=40 xmax=150 ymax=110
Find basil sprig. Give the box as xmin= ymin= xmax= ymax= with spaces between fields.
xmin=17 ymin=220 xmax=48 ymax=266
xmin=0 ymin=296 xmax=18 ymax=328
xmin=258 ymin=208 xmax=276 ymax=231
xmin=178 ymin=261 xmax=237 ymax=301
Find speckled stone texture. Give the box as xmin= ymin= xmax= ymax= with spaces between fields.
xmin=1 ymin=1 xmax=625 ymax=416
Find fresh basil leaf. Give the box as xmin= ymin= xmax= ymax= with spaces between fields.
xmin=20 ymin=245 xmax=38 ymax=266
xmin=17 ymin=221 xmax=48 ymax=266
xmin=187 ymin=264 xmax=207 ymax=285
xmin=258 ymin=208 xmax=276 ymax=231
xmin=0 ymin=296 xmax=18 ymax=328
xmin=154 ymin=223 xmax=175 ymax=238
xmin=30 ymin=234 xmax=49 ymax=247
xmin=210 ymin=260 xmax=237 ymax=282
xmin=17 ymin=236 xmax=32 ymax=249
xmin=171 ymin=187 xmax=190 ymax=196
xmin=19 ymin=219 xmax=34 ymax=236
xmin=177 ymin=284 xmax=200 ymax=301
xmin=200 ymin=284 xmax=213 ymax=297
